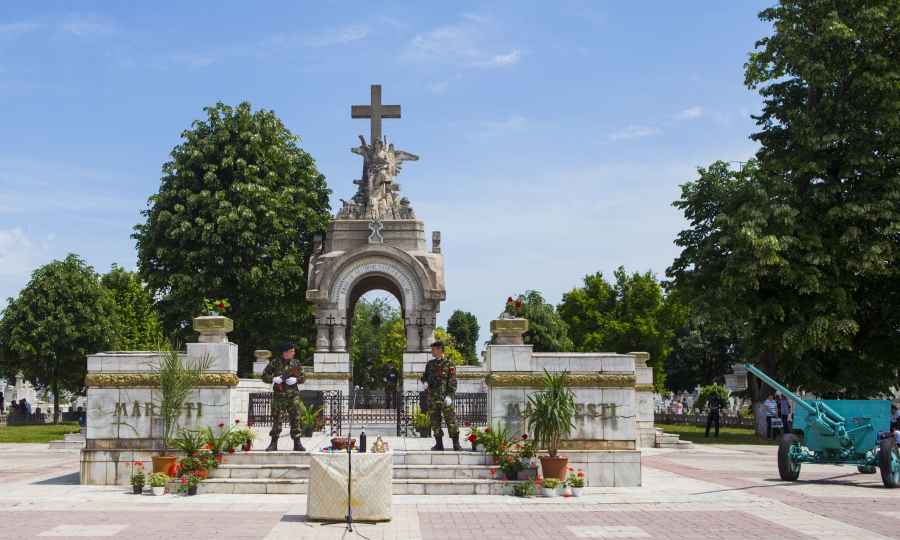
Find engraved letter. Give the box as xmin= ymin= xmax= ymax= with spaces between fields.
xmin=185 ymin=403 xmax=195 ymax=418
xmin=132 ymin=400 xmax=141 ymax=416
xmin=507 ymin=403 xmax=521 ymax=418
xmin=114 ymin=403 xmax=129 ymax=415
xmin=587 ymin=404 xmax=598 ymax=417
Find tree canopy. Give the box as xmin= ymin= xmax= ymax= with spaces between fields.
xmin=132 ymin=102 xmax=331 ymax=375
xmin=101 ymin=264 xmax=163 ymax=351
xmin=349 ymin=297 xmax=403 ymax=387
xmin=667 ymin=1 xmax=900 ymax=432
xmin=663 ymin=318 xmax=740 ymax=394
xmin=558 ymin=268 xmax=684 ymax=390
xmin=0 ymin=254 xmax=117 ymax=423
xmin=447 ymin=310 xmax=480 ymax=365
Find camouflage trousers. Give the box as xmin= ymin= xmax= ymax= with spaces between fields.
xmin=385 ymin=386 xmax=398 ymax=409
xmin=270 ymin=391 xmax=303 ymax=439
xmin=428 ymin=396 xmax=459 ymax=437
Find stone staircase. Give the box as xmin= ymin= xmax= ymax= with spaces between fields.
xmin=202 ymin=450 xmax=536 ymax=495
xmin=48 ymin=433 xmax=85 ymax=450
xmin=654 ymin=427 xmax=693 ymax=449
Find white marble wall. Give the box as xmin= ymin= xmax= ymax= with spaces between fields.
xmin=402 ymin=352 xmax=429 ymax=392
xmin=486 ymin=348 xmax=635 ymax=374
xmin=313 ymin=352 xmax=350 ymax=373
xmin=554 ymin=450 xmax=641 ymax=487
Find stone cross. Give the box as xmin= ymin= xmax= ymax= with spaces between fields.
xmin=368 ymin=219 xmax=384 ymax=244
xmin=351 ymin=85 xmax=401 ymax=143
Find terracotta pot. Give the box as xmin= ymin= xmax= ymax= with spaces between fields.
xmin=152 ymin=455 xmax=177 ymax=474
xmin=538 ymin=455 xmax=569 ymax=481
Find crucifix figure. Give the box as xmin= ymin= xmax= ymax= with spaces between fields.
xmin=351 ymin=85 xmax=400 ymax=143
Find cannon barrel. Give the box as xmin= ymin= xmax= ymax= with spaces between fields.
xmin=743 ymin=363 xmax=846 ymax=436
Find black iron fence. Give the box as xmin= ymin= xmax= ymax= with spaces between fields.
xmin=247 ymin=390 xmax=487 ymax=437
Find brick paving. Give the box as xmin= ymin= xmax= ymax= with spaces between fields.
xmin=3 ymin=443 xmax=900 ymax=539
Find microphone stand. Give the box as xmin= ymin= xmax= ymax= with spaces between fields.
xmin=345 ymin=385 xmax=359 ymax=532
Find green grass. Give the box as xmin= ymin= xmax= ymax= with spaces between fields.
xmin=0 ymin=422 xmax=81 ymax=444
xmin=655 ymin=423 xmax=789 ymax=445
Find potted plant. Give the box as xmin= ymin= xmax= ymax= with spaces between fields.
xmin=203 ymin=298 xmax=229 ymax=316
xmin=512 ymin=475 xmax=538 ymax=498
xmin=174 ymin=428 xmax=205 ymax=455
xmin=148 ymin=472 xmax=169 ymax=496
xmin=151 ymin=342 xmax=213 ymax=473
xmin=567 ymin=467 xmax=586 ymax=497
xmin=520 ymin=434 xmax=536 ymax=466
xmin=228 ymin=420 xmax=259 ymax=451
xmin=298 ymin=402 xmax=324 ymax=437
xmin=199 ymin=422 xmax=234 ymax=455
xmin=465 ymin=422 xmax=484 ymax=451
xmin=413 ymin=407 xmax=431 ymax=438
xmin=541 ymin=476 xmax=560 ymax=497
xmin=482 ymin=421 xmax=513 ymax=464
xmin=174 ymin=469 xmax=204 ymax=496
xmin=499 ymin=453 xmax=525 ymax=481
xmin=127 ymin=461 xmax=146 ymax=494
xmin=524 ymin=369 xmax=577 ymax=482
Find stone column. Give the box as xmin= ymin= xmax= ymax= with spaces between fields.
xmin=331 ymin=324 xmax=347 ymax=352
xmin=315 ymin=325 xmax=331 ymax=352
xmin=490 ymin=318 xmax=528 ymax=345
xmin=253 ymin=350 xmax=270 ymax=377
xmin=405 ymin=324 xmax=420 ymax=352
xmin=420 ymin=326 xmax=436 ymax=351
xmin=193 ymin=316 xmax=233 ymax=343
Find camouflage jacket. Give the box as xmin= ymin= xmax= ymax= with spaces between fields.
xmin=420 ymin=358 xmax=457 ymax=398
xmin=261 ymin=356 xmax=306 ymax=394
xmin=382 ymin=366 xmax=400 ymax=388
xmin=360 ymin=368 xmax=376 ymax=389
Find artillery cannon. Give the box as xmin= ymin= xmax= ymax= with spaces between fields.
xmin=744 ymin=363 xmax=899 ymax=488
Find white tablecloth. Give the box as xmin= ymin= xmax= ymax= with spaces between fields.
xmin=307 ymin=451 xmax=393 ymax=522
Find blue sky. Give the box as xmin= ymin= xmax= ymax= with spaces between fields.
xmin=0 ymin=2 xmax=771 ymax=351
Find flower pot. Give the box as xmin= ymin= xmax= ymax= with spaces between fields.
xmin=187 ymin=486 xmax=198 ymax=496
xmin=151 ymin=486 xmax=165 ymax=496
xmin=538 ymin=455 xmax=570 ymax=481
xmin=505 ymin=470 xmax=519 ymax=481
xmin=152 ymin=455 xmax=177 ymax=474
xmin=558 ymin=485 xmax=567 ymax=496
xmin=542 ymin=487 xmax=557 ymax=498
xmin=418 ymin=428 xmax=431 ymax=438
xmin=132 ymin=485 xmax=143 ymax=495
xmin=571 ymin=487 xmax=584 ymax=497
xmin=476 ymin=444 xmax=485 ymax=453
xmin=492 ymin=455 xmax=501 ymax=465
xmin=522 ymin=457 xmax=532 ymax=467
xmin=303 ymin=428 xmax=314 ymax=437
xmin=210 ymin=311 xmax=219 ymax=316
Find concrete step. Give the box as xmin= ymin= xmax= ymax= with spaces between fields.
xmin=392 ymin=465 xmax=538 ymax=480
xmin=64 ymin=433 xmax=86 ymax=442
xmin=656 ymin=441 xmax=694 ymax=449
xmin=199 ymin=478 xmax=309 ymax=494
xmin=208 ymin=464 xmax=310 ymax=479
xmin=199 ymin=477 xmax=525 ymax=495
xmin=654 ymin=427 xmax=665 ymax=435
xmin=48 ymin=440 xmax=85 ymax=450
xmin=655 ymin=434 xmax=681 ymax=444
xmin=393 ymin=479 xmax=516 ymax=496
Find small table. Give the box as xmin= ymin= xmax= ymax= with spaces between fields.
xmin=307 ymin=451 xmax=393 ymax=522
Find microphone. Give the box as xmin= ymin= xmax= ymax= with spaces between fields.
xmin=353 ymin=385 xmax=359 ymax=394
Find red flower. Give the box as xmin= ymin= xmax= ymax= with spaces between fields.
xmin=181 ymin=476 xmax=187 ymax=484
xmin=124 ymin=462 xmax=130 ymax=467
xmin=505 ymin=456 xmax=512 ymax=462
xmin=248 ymin=422 xmax=254 ymax=427
xmin=507 ymin=296 xmax=513 ymax=302
xmin=515 ymin=301 xmax=522 ymax=308
xmin=205 ymin=445 xmax=213 ymax=450
xmin=521 ymin=434 xmax=528 ymax=440
xmin=243 ymin=446 xmax=250 ymax=452
xmin=218 ymin=423 xmax=224 ymax=428
xmin=464 ymin=422 xmax=471 ymax=427
xmin=217 ymin=302 xmax=225 ymax=309
xmin=490 ymin=469 xmax=497 ymax=475
xmin=135 ymin=461 xmax=142 ymax=467
xmin=192 ymin=452 xmax=198 ymax=457
xmin=564 ymin=493 xmax=570 ymax=498
xmin=194 ymin=470 xmax=202 ymax=476
xmin=229 ymin=448 xmax=235 ymax=454
xmin=484 ymin=428 xmax=489 ymax=434
xmin=468 ymin=434 xmax=477 ymax=443
xmin=235 ymin=419 xmax=241 ymax=424
xmin=568 ymin=467 xmax=574 ymax=472
xmin=215 ymin=456 xmax=222 ymax=462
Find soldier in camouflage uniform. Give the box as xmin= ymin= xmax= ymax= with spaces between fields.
xmin=261 ymin=342 xmax=307 ymax=452
xmin=420 ymin=341 xmax=462 ymax=451
xmin=382 ymin=360 xmax=399 ymax=410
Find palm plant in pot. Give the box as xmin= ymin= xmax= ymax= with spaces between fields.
xmin=524 ymin=369 xmax=576 ymax=482
xmin=151 ymin=342 xmax=213 ymax=473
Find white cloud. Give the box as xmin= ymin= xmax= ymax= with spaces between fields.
xmin=608 ymin=126 xmax=659 ymax=140
xmin=405 ymin=21 xmax=524 ymax=68
xmin=675 ymin=107 xmax=703 ymax=120
xmin=429 ymin=80 xmax=449 ymax=92
xmin=58 ymin=14 xmax=115 ymax=39
xmin=0 ymin=21 xmax=46 ymax=38
xmin=0 ymin=228 xmax=52 ymax=308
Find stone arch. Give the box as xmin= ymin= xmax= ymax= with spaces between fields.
xmin=307 ymin=240 xmax=445 ymax=353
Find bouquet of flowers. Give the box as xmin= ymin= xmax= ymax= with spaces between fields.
xmin=567 ymin=467 xmax=586 ymax=488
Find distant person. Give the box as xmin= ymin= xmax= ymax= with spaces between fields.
xmin=676 ymin=400 xmax=683 ymax=415
xmin=682 ymin=398 xmax=689 ymax=414
xmin=704 ymin=393 xmax=726 ymax=438
xmin=764 ymin=394 xmax=778 ymax=440
xmin=10 ymin=402 xmax=20 ymax=413
xmin=779 ymin=395 xmax=793 ymax=435
xmin=0 ymin=391 xmax=4 ymax=411
xmin=891 ymin=404 xmax=900 ymax=432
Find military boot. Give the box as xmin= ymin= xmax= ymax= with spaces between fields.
xmin=265 ymin=436 xmax=278 ymax=452
xmin=293 ymin=438 xmax=306 ymax=452
xmin=451 ymin=434 xmax=463 ymax=451
xmin=431 ymin=436 xmax=444 ymax=451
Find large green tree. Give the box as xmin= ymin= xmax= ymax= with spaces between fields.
xmin=0 ymin=254 xmax=117 ymax=423
xmin=101 ymin=264 xmax=163 ymax=351
xmin=668 ymin=1 xmax=900 ymax=432
xmin=133 ymin=102 xmax=331 ymax=375
xmin=496 ymin=291 xmax=573 ymax=352
xmin=557 ymin=268 xmax=685 ymax=390
xmin=663 ymin=318 xmax=741 ymax=394
xmin=447 ymin=310 xmax=480 ymax=365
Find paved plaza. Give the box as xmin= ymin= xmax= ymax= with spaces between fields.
xmin=3 ymin=443 xmax=900 ymax=539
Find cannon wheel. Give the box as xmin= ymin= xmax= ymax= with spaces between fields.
xmin=879 ymin=438 xmax=900 ymax=488
xmin=858 ymin=465 xmax=877 ymax=474
xmin=778 ymin=433 xmax=801 ymax=481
